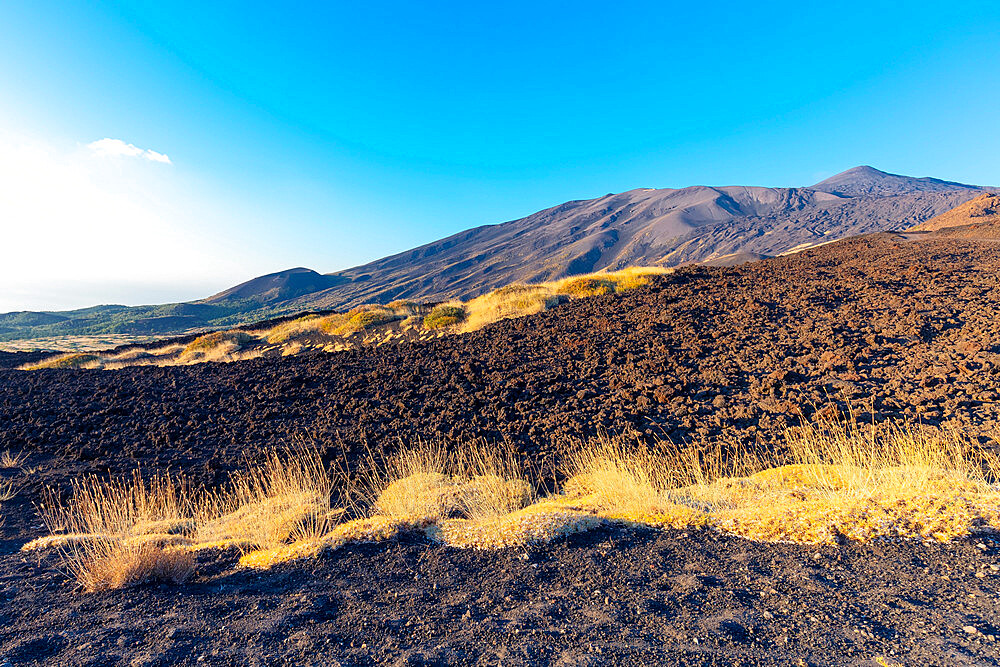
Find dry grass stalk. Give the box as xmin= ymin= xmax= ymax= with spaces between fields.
xmin=0 ymin=479 xmax=16 ymax=502
xmin=0 ymin=450 xmax=27 ymax=468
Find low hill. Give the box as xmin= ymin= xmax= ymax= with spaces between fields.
xmin=203 ymin=267 xmax=349 ymax=306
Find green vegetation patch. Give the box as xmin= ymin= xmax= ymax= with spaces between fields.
xmin=424 ymin=305 xmax=467 ymax=330
xmin=348 ymin=309 xmax=398 ymax=329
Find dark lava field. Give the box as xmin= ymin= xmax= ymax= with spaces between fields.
xmin=1 ymin=232 xmax=999 ymax=665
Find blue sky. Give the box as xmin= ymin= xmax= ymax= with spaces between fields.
xmin=1 ymin=1 xmax=999 ymax=311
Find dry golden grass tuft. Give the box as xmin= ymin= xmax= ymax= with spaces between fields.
xmin=358 ymin=440 xmax=453 ymax=519
xmin=451 ymin=443 xmax=536 ymax=521
xmin=387 ymin=299 xmax=420 ymax=315
xmin=550 ymin=266 xmax=672 ymax=297
xmin=197 ymin=446 xmax=334 ymax=549
xmin=339 ymin=307 xmax=402 ymax=334
xmin=263 ymin=314 xmax=323 ymax=343
xmin=33 ymin=472 xmax=195 ymax=591
xmin=554 ymin=276 xmax=617 ymax=297
xmin=459 ymin=286 xmax=563 ymax=332
xmin=20 ymin=352 xmax=102 ymax=371
xmin=179 ymin=331 xmax=255 ymax=363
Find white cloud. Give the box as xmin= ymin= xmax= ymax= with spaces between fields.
xmin=87 ymin=137 xmax=172 ymax=164
xmin=0 ymin=130 xmax=258 ymax=312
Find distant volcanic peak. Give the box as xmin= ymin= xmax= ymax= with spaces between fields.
xmin=810 ymin=166 xmax=982 ymax=197
xmin=204 ymin=267 xmax=348 ymax=305
xmin=910 ymin=192 xmax=1000 ymax=232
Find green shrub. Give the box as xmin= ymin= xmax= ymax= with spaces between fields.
xmin=424 ymin=305 xmax=466 ymax=330
xmin=351 ymin=310 xmax=395 ymax=329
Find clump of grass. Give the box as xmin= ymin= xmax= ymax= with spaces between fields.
xmin=197 ymin=446 xmax=334 ymax=549
xmin=460 ymin=286 xmax=565 ymax=332
xmin=21 ymin=353 xmax=101 ymax=371
xmin=452 ymin=443 xmax=536 ymax=521
xmin=346 ymin=308 xmax=398 ymax=331
xmin=35 ymin=472 xmax=195 ymax=592
xmin=67 ymin=538 xmax=195 ymax=592
xmin=359 ymin=441 xmax=452 ymax=519
xmin=562 ymin=436 xmax=678 ymax=517
xmin=424 ymin=304 xmax=466 ymax=330
xmin=551 ymin=267 xmax=671 ymax=298
xmin=554 ymin=276 xmax=617 ymax=297
xmin=387 ymin=299 xmax=420 ymax=315
xmin=183 ymin=331 xmax=254 ymax=355
xmin=264 ymin=314 xmax=323 ymax=344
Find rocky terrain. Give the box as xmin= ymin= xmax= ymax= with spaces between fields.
xmin=1 ymin=231 xmax=1000 ymax=663
xmin=2 ymin=166 xmax=991 ymax=343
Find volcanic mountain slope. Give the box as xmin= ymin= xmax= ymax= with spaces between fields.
xmin=910 ymin=192 xmax=1000 ymax=232
xmin=284 ymin=166 xmax=986 ymax=309
xmin=0 ymin=166 xmax=989 ymax=343
xmin=2 ymin=232 xmax=1000 ymax=664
